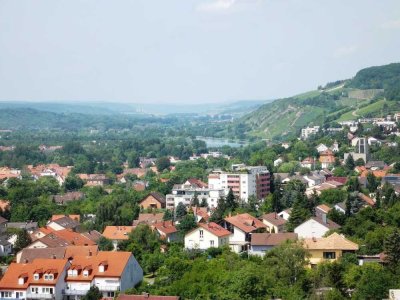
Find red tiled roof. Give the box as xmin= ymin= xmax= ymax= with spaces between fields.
xmin=251 ymin=233 xmax=297 ymax=246
xmin=102 ymin=226 xmax=134 ymax=240
xmin=358 ymin=193 xmax=375 ymax=206
xmin=197 ymin=222 xmax=231 ymax=237
xmin=153 ymin=221 xmax=178 ymax=235
xmin=224 ymin=213 xmax=267 ymax=233
xmin=261 ymin=213 xmax=287 ymax=226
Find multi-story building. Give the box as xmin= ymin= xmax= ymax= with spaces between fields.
xmin=300 ymin=126 xmax=320 ymax=139
xmin=166 ymin=179 xmax=227 ymax=209
xmin=208 ymin=165 xmax=270 ymax=201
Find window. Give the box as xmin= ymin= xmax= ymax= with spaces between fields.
xmin=210 ymin=240 xmax=215 ymax=247
xmin=48 ymin=274 xmax=54 ymax=280
xmin=107 ymin=292 xmax=115 ymax=297
xmin=31 ymin=287 xmax=38 ymax=293
xmin=199 ymin=230 xmax=204 ymax=239
xmin=1 ymin=292 xmax=12 ymax=297
xmin=44 ymin=274 xmax=49 ymax=280
xmin=83 ymin=270 xmax=89 ymax=277
xmin=323 ymin=252 xmax=336 ymax=259
xmin=33 ymin=274 xmax=39 ymax=280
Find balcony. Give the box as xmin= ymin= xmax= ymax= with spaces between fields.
xmin=96 ymin=285 xmax=120 ymax=292
xmin=26 ymin=293 xmax=55 ymax=299
xmin=63 ymin=289 xmax=87 ymax=295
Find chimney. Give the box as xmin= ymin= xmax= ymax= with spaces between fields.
xmin=322 ymin=213 xmax=327 ymax=224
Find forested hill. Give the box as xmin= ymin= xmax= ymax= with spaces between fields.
xmin=237 ymin=62 xmax=400 ymax=141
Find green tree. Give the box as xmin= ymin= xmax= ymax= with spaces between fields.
xmin=97 ymin=236 xmax=114 ymax=251
xmin=345 ymin=154 xmax=355 ymax=170
xmin=82 ymin=286 xmax=102 ymax=300
xmin=225 ymin=188 xmax=238 ymax=212
xmin=384 ymin=229 xmax=400 ymax=273
xmin=14 ymin=229 xmax=32 ymax=252
xmin=191 ymin=192 xmax=200 ymax=207
xmin=64 ymin=174 xmax=84 ymax=191
xmin=163 ymin=209 xmax=173 ymax=221
xmin=156 ymin=157 xmax=171 ymax=172
xmin=175 ymin=202 xmax=187 ymax=220
xmin=176 ymin=214 xmax=197 ymax=237
xmin=200 ymin=198 xmax=208 ymax=207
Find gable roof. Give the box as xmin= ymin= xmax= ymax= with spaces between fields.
xmin=49 ymin=216 xmax=80 ymax=229
xmin=197 ymin=222 xmax=231 ymax=237
xmin=251 ymin=233 xmax=298 ymax=246
xmin=66 ymin=251 xmax=132 ymax=282
xmin=358 ymin=192 xmax=375 ymax=206
xmin=316 ymin=204 xmax=331 ymax=214
xmin=140 ymin=192 xmax=166 ymax=205
xmin=224 ymin=213 xmax=267 ymax=233
xmin=0 ymin=259 xmax=68 ymax=290
xmin=261 ymin=213 xmax=287 ymax=227
xmin=308 ymin=216 xmax=340 ymax=230
xmin=102 ymin=226 xmax=134 ymax=240
xmin=187 ymin=178 xmax=208 ymax=188
xmin=153 ymin=221 xmax=178 ymax=235
xmin=303 ymin=232 xmax=359 ymax=251
xmin=132 ymin=213 xmax=164 ymax=226
xmin=18 ymin=245 xmax=99 ymax=263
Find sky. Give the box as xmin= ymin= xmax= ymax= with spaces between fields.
xmin=0 ymin=0 xmax=400 ymax=104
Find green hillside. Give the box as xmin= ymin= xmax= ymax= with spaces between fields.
xmin=238 ymin=63 xmax=400 ymax=141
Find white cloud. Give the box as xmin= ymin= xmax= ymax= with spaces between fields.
xmin=333 ymin=45 xmax=357 ymax=58
xmin=196 ymin=0 xmax=237 ymax=13
xmin=381 ymin=19 xmax=400 ymax=29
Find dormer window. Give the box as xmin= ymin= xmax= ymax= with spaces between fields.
xmin=83 ymin=270 xmax=89 ymax=277
xmin=34 ymin=274 xmax=39 ymax=280
xmin=44 ymin=274 xmax=49 ymax=280
xmin=48 ymin=274 xmax=54 ymax=280
xmin=99 ymin=265 xmax=105 ymax=273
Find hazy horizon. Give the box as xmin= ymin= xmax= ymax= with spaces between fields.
xmin=1 ymin=0 xmax=400 ymax=104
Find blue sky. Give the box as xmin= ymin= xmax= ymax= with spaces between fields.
xmin=0 ymin=0 xmax=399 ymax=104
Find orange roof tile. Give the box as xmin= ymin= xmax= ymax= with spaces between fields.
xmin=198 ymin=222 xmax=231 ymax=237
xmin=224 ymin=213 xmax=267 ymax=233
xmin=0 ymin=259 xmax=68 ymax=290
xmin=102 ymin=226 xmax=134 ymax=240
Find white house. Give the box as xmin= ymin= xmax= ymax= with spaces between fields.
xmin=278 ymin=209 xmax=292 ymax=221
xmin=0 ymin=236 xmax=12 ymax=256
xmin=316 ymin=144 xmax=328 ymax=153
xmin=65 ymin=251 xmax=143 ymax=299
xmin=294 ymin=215 xmax=340 ymax=238
xmin=184 ymin=222 xmax=231 ymax=250
xmin=0 ymin=258 xmax=69 ymax=300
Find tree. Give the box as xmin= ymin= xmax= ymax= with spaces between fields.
xmin=210 ymin=196 xmax=226 ymax=222
xmin=355 ymin=158 xmax=365 ymax=166
xmin=176 ymin=214 xmax=197 ymax=237
xmin=14 ymin=229 xmax=32 ymax=252
xmin=367 ymin=172 xmax=379 ymax=192
xmin=286 ymin=197 xmax=310 ymax=232
xmin=82 ymin=286 xmax=102 ymax=300
xmin=191 ymin=193 xmax=200 ymax=207
xmin=200 ymin=198 xmax=208 ymax=207
xmin=345 ymin=154 xmax=355 ymax=170
xmin=143 ymin=252 xmax=164 ymax=276
xmin=384 ymin=229 xmax=400 ymax=273
xmin=163 ymin=209 xmax=173 ymax=221
xmin=225 ymin=188 xmax=238 ymax=211
xmin=64 ymin=174 xmax=84 ymax=191
xmin=175 ymin=202 xmax=187 ymax=220
xmin=156 ymin=157 xmax=171 ymax=172
xmin=97 ymin=236 xmax=114 ymax=251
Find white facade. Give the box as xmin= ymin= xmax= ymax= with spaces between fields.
xmin=316 ymin=144 xmax=328 ymax=153
xmin=301 ymin=126 xmax=320 ymax=139
xmin=185 ymin=227 xmax=230 ymax=250
xmin=294 ymin=219 xmax=331 ymax=238
xmin=166 ymin=188 xmax=226 ymax=209
xmin=208 ymin=166 xmax=270 ymax=201
xmin=278 ymin=210 xmax=291 ymax=221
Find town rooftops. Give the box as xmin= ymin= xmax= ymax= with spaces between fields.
xmin=251 ymin=233 xmax=298 ymax=246
xmin=18 ymin=245 xmax=99 ymax=263
xmin=310 ymin=216 xmax=340 ymax=230
xmin=66 ymin=251 xmax=133 ymax=281
xmin=52 ymin=192 xmax=84 ymax=204
xmin=197 ymin=222 xmax=231 ymax=237
xmin=261 ymin=212 xmax=287 ymax=226
xmin=316 ymin=204 xmax=331 ymax=214
xmin=303 ymin=232 xmax=359 ymax=251
xmin=357 ymin=193 xmax=375 ymax=206
xmin=141 ymin=192 xmax=166 ymax=205
xmin=117 ymin=294 xmax=179 ymax=300
xmin=132 ymin=213 xmax=164 ymax=226
xmin=187 ymin=178 xmax=208 ymax=188
xmin=0 ymin=258 xmax=68 ymax=290
xmin=224 ymin=213 xmax=267 ymax=233
xmin=153 ymin=221 xmax=178 ymax=235
xmin=7 ymin=221 xmax=38 ymax=231
xmin=102 ymin=226 xmax=134 ymax=240
xmin=49 ymin=215 xmax=80 ymax=229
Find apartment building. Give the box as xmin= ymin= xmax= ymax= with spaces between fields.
xmin=208 ymin=165 xmax=270 ymax=201
xmin=166 ymin=179 xmax=226 ymax=209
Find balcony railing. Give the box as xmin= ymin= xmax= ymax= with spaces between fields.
xmin=96 ymin=285 xmax=120 ymax=292
xmin=26 ymin=292 xmax=55 ymax=299
xmin=63 ymin=289 xmax=87 ymax=295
